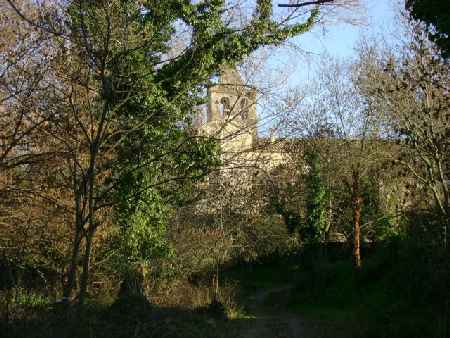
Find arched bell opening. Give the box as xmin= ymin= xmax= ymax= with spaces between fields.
xmin=218 ymin=97 xmax=231 ymax=119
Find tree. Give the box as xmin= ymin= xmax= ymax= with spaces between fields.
xmin=0 ymin=1 xmax=74 ymax=302
xmin=303 ymin=149 xmax=329 ymax=243
xmin=356 ymin=26 xmax=450 ymax=248
xmin=406 ymin=0 xmax=450 ymax=57
xmin=4 ymin=0 xmax=335 ymax=304
xmin=280 ymin=55 xmax=395 ymax=268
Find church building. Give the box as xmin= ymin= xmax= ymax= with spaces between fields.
xmin=197 ymin=67 xmax=285 ymax=173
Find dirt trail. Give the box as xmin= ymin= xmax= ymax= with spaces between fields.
xmin=229 ymin=285 xmax=319 ymax=338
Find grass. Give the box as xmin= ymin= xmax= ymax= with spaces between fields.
xmin=221 ymin=243 xmax=447 ymax=338
xmin=3 ymin=301 xmax=230 ymax=338
xmin=2 ymin=242 xmax=447 ymax=338
xmin=226 ymin=305 xmax=256 ymax=320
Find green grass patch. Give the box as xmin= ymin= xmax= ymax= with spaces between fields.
xmin=289 ymin=302 xmax=357 ymax=322
xmin=222 ymin=243 xmax=446 ymax=338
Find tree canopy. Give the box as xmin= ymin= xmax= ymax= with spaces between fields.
xmin=406 ymin=0 xmax=450 ymax=57
xmin=1 ymin=0 xmax=332 ymax=303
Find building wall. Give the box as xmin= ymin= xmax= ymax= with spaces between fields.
xmin=202 ymin=67 xmax=257 ymax=151
xmin=199 ymin=67 xmax=286 ymax=173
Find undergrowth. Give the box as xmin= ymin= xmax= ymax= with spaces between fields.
xmin=2 ymin=239 xmax=447 ymax=338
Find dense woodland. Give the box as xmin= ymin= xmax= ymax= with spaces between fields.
xmin=0 ymin=1 xmax=448 ymax=337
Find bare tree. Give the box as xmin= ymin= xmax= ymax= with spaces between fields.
xmin=0 ymin=2 xmax=76 ymax=312
xmin=280 ymin=55 xmax=394 ymax=268
xmin=356 ymin=25 xmax=450 ymax=248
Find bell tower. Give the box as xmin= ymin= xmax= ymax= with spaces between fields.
xmin=206 ymin=66 xmax=257 ymax=151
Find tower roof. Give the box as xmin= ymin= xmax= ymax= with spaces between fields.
xmin=219 ymin=66 xmax=243 ymax=86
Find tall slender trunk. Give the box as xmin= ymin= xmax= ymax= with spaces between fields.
xmin=442 ymin=178 xmax=449 ymax=250
xmin=213 ymin=264 xmax=220 ymax=300
xmin=63 ymin=226 xmax=82 ymax=299
xmin=77 ymin=147 xmax=97 ymax=305
xmin=63 ymin=190 xmax=83 ymax=300
xmin=327 ymin=191 xmax=333 ymax=237
xmin=78 ymin=228 xmax=94 ymax=305
xmin=352 ymin=169 xmax=362 ymax=269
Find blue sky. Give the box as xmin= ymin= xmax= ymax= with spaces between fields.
xmin=267 ymin=0 xmax=400 ymax=86
xmin=298 ymin=0 xmax=397 ymax=57
xmin=250 ymin=0 xmax=401 ymax=134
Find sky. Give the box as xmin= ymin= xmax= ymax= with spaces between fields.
xmin=266 ymin=0 xmax=400 ymax=87
xmin=249 ymin=0 xmax=402 ymax=134
xmin=298 ymin=0 xmax=398 ymax=57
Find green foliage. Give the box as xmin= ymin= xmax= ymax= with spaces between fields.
xmin=326 ymin=171 xmax=399 ymax=242
xmin=110 ymin=205 xmax=172 ymax=275
xmin=76 ymin=0 xmax=320 ymax=279
xmin=406 ymin=0 xmax=450 ymax=57
xmin=269 ymin=194 xmax=302 ymax=235
xmin=111 ymin=136 xmax=221 ymax=279
xmin=11 ymin=288 xmax=50 ymax=309
xmin=360 ymin=175 xmax=398 ymax=240
xmin=49 ymin=0 xmax=330 ymax=302
xmin=303 ymin=151 xmax=329 ymax=242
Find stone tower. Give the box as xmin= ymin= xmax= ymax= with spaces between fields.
xmin=205 ymin=66 xmax=257 ymax=152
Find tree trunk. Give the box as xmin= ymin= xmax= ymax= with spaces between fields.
xmin=78 ymin=229 xmax=94 ymax=305
xmin=63 ymin=193 xmax=83 ymax=301
xmin=352 ymin=170 xmax=362 ymax=269
xmin=63 ymin=227 xmax=82 ymax=300
xmin=118 ymin=266 xmax=145 ymax=299
xmin=78 ymin=147 xmax=98 ymax=305
xmin=212 ymin=264 xmax=220 ymax=301
xmin=443 ymin=183 xmax=449 ymax=250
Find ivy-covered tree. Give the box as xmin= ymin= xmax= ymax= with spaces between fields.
xmin=303 ymin=150 xmax=329 ymax=243
xmin=4 ymin=0 xmax=334 ymax=303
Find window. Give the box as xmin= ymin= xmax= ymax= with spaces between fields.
xmin=219 ymin=97 xmax=230 ymax=118
xmin=240 ymin=98 xmax=249 ymax=120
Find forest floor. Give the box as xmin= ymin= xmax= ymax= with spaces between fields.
xmin=224 ymin=284 xmax=320 ymax=338
xmin=216 ymin=256 xmax=357 ymax=338
xmin=213 ymin=246 xmax=445 ymax=338
xmin=3 ymin=246 xmax=445 ymax=338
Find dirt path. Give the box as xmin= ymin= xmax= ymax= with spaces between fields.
xmin=228 ymin=285 xmax=319 ymax=338
xmin=233 ymin=314 xmax=311 ymax=338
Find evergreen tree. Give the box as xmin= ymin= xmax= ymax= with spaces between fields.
xmin=303 ymin=150 xmax=329 ymax=243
